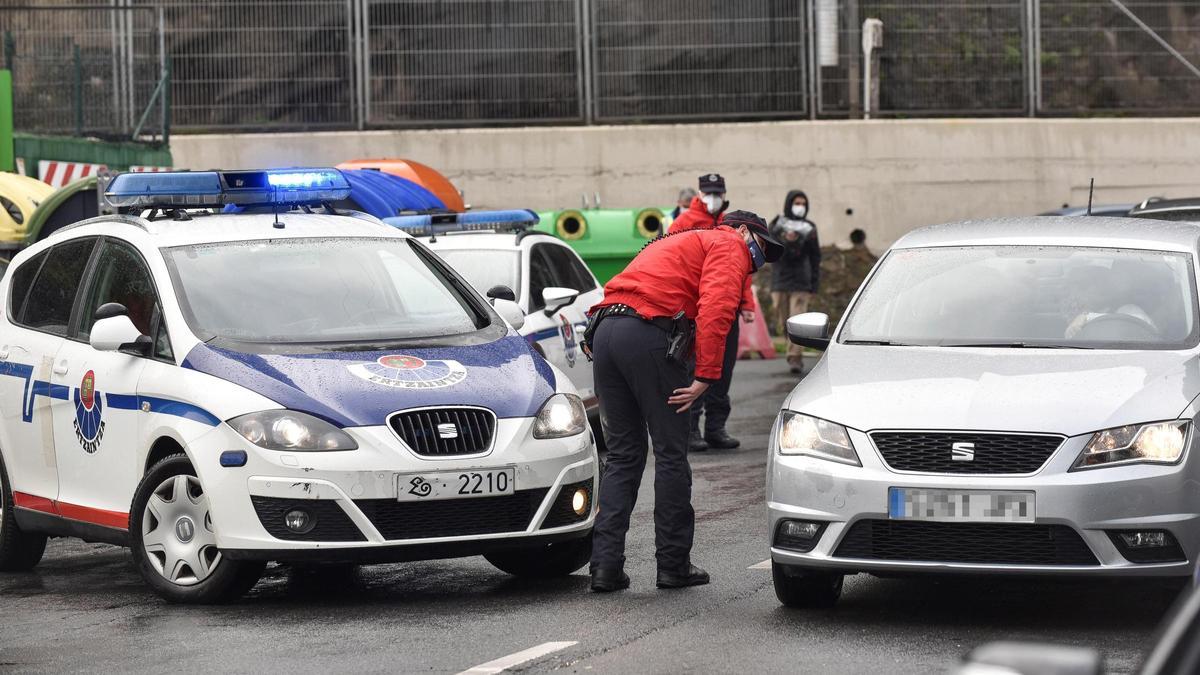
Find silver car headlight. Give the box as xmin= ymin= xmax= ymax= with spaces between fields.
xmin=776 ymin=411 xmax=860 ymax=466
xmin=229 ymin=410 xmax=358 ymax=451
xmin=1075 ymin=420 xmax=1190 ymax=469
xmin=533 ymin=393 xmax=588 ymax=439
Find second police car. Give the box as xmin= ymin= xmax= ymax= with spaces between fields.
xmin=383 ymin=213 xmax=602 ymax=425
xmin=0 ymin=169 xmax=598 ymax=603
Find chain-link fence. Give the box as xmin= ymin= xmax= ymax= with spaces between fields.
xmin=590 ymin=0 xmax=809 ymax=121
xmin=4 ymin=4 xmax=165 ymax=139
xmin=5 ymin=0 xmax=1200 ymax=134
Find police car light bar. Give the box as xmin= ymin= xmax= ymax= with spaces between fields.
xmin=383 ymin=209 xmax=539 ymax=237
xmin=104 ymin=168 xmax=352 ymax=209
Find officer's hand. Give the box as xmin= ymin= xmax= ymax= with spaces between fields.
xmin=741 ymin=310 xmax=755 ymax=323
xmin=668 ymin=380 xmax=711 ymax=413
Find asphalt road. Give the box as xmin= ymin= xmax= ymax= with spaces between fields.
xmin=0 ymin=359 xmax=1187 ymax=674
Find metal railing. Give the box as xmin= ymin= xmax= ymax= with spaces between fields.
xmin=5 ymin=0 xmax=1200 ymax=134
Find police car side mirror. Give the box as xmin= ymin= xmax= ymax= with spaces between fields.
xmin=90 ymin=304 xmax=149 ymax=353
xmin=493 ymin=299 xmax=525 ymax=331
xmin=787 ymin=312 xmax=830 ymax=351
xmin=542 ymin=287 xmax=579 ymax=316
xmin=486 ymin=285 xmax=517 ymax=303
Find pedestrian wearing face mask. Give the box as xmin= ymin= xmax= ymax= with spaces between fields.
xmin=769 ymin=190 xmax=822 ymax=375
xmin=667 ymin=174 xmax=758 ymax=453
xmin=583 ymin=210 xmax=783 ymax=593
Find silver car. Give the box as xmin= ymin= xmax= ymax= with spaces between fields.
xmin=768 ymin=217 xmax=1200 ymax=607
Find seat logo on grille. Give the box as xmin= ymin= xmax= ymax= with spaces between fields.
xmin=951 ymin=442 xmax=976 ymax=461
xmin=437 ymin=423 xmax=459 ymax=439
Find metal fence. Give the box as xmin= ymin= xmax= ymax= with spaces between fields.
xmin=5 ymin=0 xmax=1200 ymax=135
xmin=4 ymin=3 xmax=166 ymax=139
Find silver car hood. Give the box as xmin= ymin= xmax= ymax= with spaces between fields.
xmin=787 ymin=345 xmax=1200 ymax=437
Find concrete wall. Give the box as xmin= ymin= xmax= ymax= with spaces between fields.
xmin=171 ymin=118 xmax=1200 ymax=250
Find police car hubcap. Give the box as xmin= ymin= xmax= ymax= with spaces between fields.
xmin=141 ymin=475 xmax=221 ymax=586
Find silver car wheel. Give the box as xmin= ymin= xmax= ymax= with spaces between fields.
xmin=141 ymin=474 xmax=221 ymax=586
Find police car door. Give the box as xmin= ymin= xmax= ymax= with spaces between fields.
xmin=49 ymin=238 xmax=154 ymax=522
xmin=537 ymin=242 xmax=600 ymax=408
xmin=0 ymin=237 xmax=98 ymax=506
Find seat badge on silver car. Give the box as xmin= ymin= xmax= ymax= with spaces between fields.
xmin=951 ymin=442 xmax=976 ymax=461
xmin=437 ymin=423 xmax=459 ymax=440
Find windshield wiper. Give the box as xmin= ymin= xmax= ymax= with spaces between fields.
xmin=842 ymin=339 xmax=914 ymax=346
xmin=939 ymin=342 xmax=1093 ymax=349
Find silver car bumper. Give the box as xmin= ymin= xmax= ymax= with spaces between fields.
xmin=768 ymin=429 xmax=1200 ymax=577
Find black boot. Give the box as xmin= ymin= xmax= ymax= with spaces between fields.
xmin=590 ymin=567 xmax=630 ymax=593
xmin=688 ymin=429 xmax=708 ymax=453
xmin=704 ymin=430 xmax=740 ymax=450
xmin=657 ymin=563 xmax=710 ymax=589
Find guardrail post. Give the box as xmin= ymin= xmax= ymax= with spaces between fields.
xmin=162 ymin=57 xmax=171 ymax=145
xmin=0 ymin=69 xmax=13 ymax=173
xmin=3 ymin=32 xmax=13 ymax=73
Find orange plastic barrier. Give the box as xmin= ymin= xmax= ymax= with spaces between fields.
xmin=336 ymin=159 xmax=465 ymax=212
xmin=738 ymin=310 xmax=777 ymax=359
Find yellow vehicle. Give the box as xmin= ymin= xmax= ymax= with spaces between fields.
xmin=0 ymin=172 xmax=53 ymax=251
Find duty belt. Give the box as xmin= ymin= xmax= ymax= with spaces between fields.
xmin=597 ymin=304 xmax=675 ymax=333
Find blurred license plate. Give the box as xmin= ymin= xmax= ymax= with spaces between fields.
xmin=888 ymin=487 xmax=1034 ymax=523
xmin=396 ymin=468 xmax=514 ymax=502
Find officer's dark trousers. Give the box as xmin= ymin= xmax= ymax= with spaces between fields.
xmin=590 ymin=315 xmax=694 ymax=572
xmin=690 ymin=319 xmax=739 ymax=436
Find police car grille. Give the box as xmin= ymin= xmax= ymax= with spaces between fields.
xmin=834 ymin=520 xmax=1099 ymax=566
xmin=871 ymin=432 xmax=1063 ymax=474
xmin=389 ymin=408 xmax=496 ymax=456
xmin=355 ymin=488 xmax=549 ymax=540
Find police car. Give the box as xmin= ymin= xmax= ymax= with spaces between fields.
xmin=0 ymin=169 xmax=598 ymax=603
xmin=386 ymin=214 xmax=602 ymax=421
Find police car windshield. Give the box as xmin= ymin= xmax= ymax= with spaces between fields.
xmin=165 ymin=237 xmax=486 ymax=345
xmin=841 ymin=245 xmax=1200 ymax=350
xmin=435 ymin=249 xmax=520 ymax=297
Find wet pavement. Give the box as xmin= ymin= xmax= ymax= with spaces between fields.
xmin=0 ymin=359 xmax=1186 ymax=674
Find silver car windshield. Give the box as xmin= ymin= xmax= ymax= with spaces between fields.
xmin=841 ymin=245 xmax=1199 ymax=349
xmin=435 ymin=249 xmax=521 ymax=297
xmin=165 ymin=237 xmax=484 ymax=344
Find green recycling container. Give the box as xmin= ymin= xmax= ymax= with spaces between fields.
xmin=533 ymin=206 xmax=673 ymax=284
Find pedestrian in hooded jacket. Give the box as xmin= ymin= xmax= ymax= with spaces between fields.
xmin=667 ymin=173 xmax=757 ymax=452
xmin=769 ymin=190 xmax=822 ymax=374
xmin=586 ymin=210 xmax=783 ymax=593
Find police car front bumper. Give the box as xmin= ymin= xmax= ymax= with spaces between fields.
xmin=195 ymin=417 xmax=598 ymax=561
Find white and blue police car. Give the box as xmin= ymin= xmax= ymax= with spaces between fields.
xmin=0 ymin=169 xmax=598 ymax=603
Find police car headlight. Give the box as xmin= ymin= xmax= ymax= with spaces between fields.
xmin=533 ymin=394 xmax=588 ymax=439
xmin=775 ymin=411 xmax=860 ymax=466
xmin=1076 ymin=420 xmax=1190 ymax=469
xmin=228 ymin=410 xmax=358 ymax=452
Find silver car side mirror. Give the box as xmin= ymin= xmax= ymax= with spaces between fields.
xmin=786 ymin=312 xmax=830 ymax=351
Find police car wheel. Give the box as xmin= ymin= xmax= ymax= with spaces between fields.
xmin=772 ymin=561 xmax=843 ymax=609
xmin=484 ymin=533 xmax=592 ymax=578
xmin=0 ymin=450 xmax=48 ymax=572
xmin=130 ymin=454 xmax=265 ymax=604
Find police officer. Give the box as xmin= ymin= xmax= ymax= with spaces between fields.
xmin=668 ymin=174 xmax=758 ymax=452
xmin=586 ymin=210 xmax=783 ymax=593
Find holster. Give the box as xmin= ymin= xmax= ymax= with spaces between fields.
xmin=664 ymin=311 xmax=696 ymax=364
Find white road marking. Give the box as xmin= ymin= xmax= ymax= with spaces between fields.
xmin=749 ymin=559 xmax=772 ymax=570
xmin=458 ymin=641 xmax=578 ymax=675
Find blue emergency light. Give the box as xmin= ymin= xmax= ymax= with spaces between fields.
xmin=384 ymin=209 xmax=539 ymax=237
xmin=104 ymin=168 xmax=352 ymax=209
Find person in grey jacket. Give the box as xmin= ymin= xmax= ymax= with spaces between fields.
xmin=769 ymin=190 xmax=821 ymax=374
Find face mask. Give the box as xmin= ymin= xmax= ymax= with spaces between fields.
xmin=791 ymin=204 xmax=807 ymax=219
xmin=702 ymin=194 xmax=724 ymax=214
xmin=746 ymin=235 xmax=767 ymax=273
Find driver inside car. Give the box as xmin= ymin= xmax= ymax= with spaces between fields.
xmin=1063 ymin=266 xmax=1156 ymax=339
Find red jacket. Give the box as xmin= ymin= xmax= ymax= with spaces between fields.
xmin=593 ymin=228 xmax=752 ymax=382
xmin=668 ymin=197 xmax=757 ymax=312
